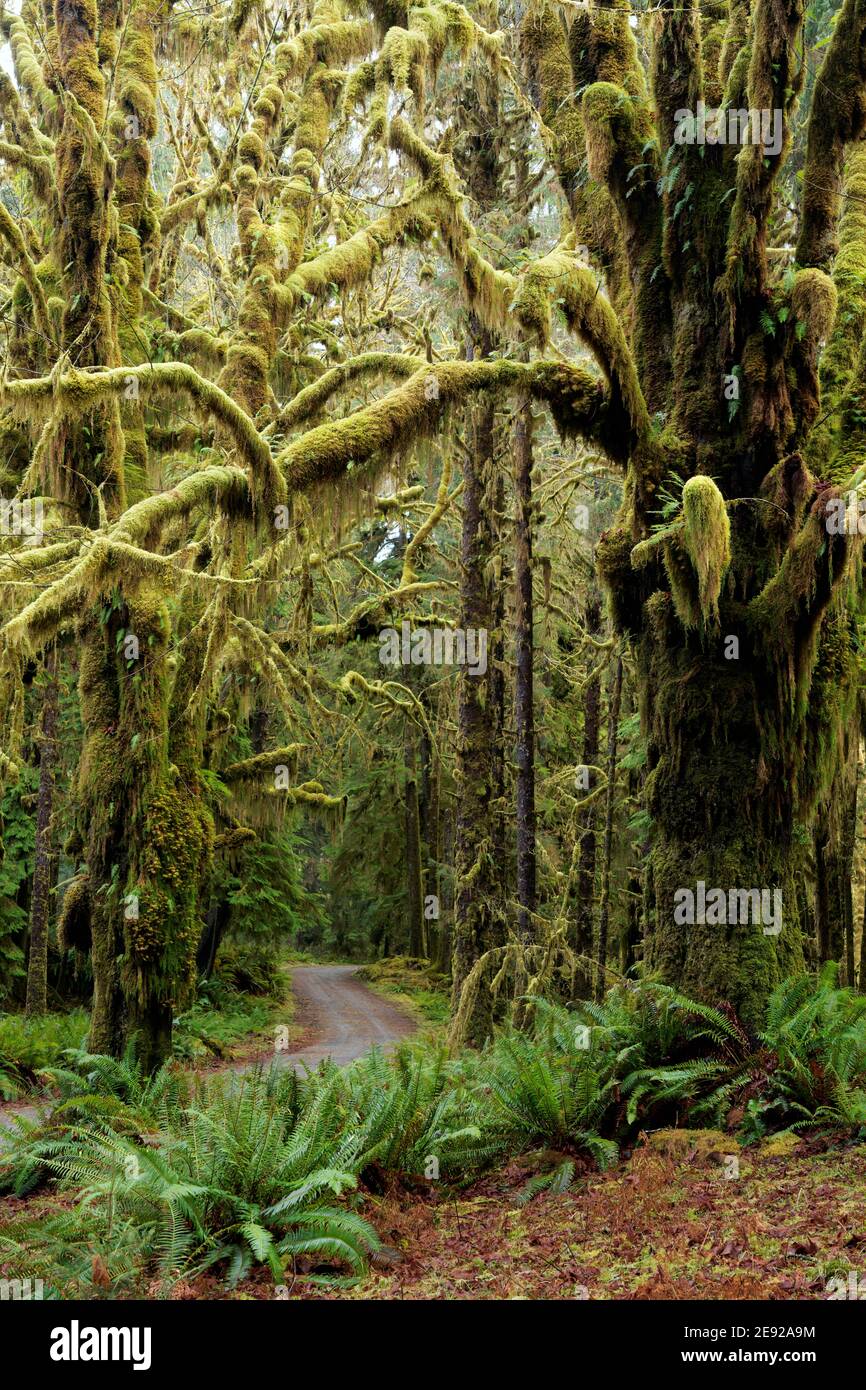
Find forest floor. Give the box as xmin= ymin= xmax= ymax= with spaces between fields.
xmin=225 ymin=1130 xmax=864 ymax=1301
xmin=2 ymin=1121 xmax=862 ymax=1300
xmin=3 ymin=969 xmax=863 ymax=1300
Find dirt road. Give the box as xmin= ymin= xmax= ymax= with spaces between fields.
xmin=0 ymin=965 xmax=415 ymax=1134
xmin=254 ymin=964 xmax=416 ymax=1071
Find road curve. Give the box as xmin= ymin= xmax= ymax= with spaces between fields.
xmin=248 ymin=963 xmax=416 ymax=1071
xmin=0 ymin=965 xmax=415 ymax=1135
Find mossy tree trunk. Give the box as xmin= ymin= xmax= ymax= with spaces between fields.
xmin=418 ymin=720 xmax=441 ymax=959
xmin=519 ymin=0 xmax=866 ymax=1029
xmin=451 ymin=341 xmax=507 ymax=1041
xmin=574 ymin=594 xmax=602 ymax=994
xmin=25 ymin=647 xmax=59 ymax=1017
xmin=514 ymin=392 xmax=537 ymax=943
xmin=404 ymin=720 xmax=426 ymax=958
xmin=595 ymin=654 xmax=622 ymax=999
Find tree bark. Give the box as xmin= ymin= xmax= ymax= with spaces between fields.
xmin=404 ymin=722 xmax=426 ymax=958
xmin=596 ymin=654 xmax=623 ymax=1000
xmin=451 ymin=326 xmax=507 ymax=1041
xmin=419 ymin=717 xmax=441 ymax=957
xmin=574 ymin=595 xmax=602 ymax=995
xmin=26 ymin=647 xmax=59 ymax=1017
xmin=514 ymin=394 xmax=536 ymax=941
xmin=639 ymin=624 xmax=808 ymax=1032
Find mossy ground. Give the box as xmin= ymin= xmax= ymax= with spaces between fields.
xmin=356 ymin=956 xmax=450 ymax=1032
xmin=172 ymin=988 xmax=299 ymax=1064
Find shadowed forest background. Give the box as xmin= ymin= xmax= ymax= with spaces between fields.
xmin=0 ymin=0 xmax=866 ymax=1303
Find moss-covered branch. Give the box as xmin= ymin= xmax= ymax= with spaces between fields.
xmin=0 ymin=200 xmax=52 ymax=345
xmin=1 ymin=364 xmax=283 ymax=509
xmin=276 ymin=357 xmax=623 ymax=492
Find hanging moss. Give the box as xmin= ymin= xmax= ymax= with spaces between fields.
xmin=511 ymin=243 xmax=650 ymax=447
xmin=277 ymin=357 xmax=616 ymax=491
xmin=796 ymin=0 xmax=866 ymax=271
xmin=57 ymin=873 xmax=92 ymax=952
xmin=1 ymin=363 xmax=282 ymax=513
xmin=679 ymin=475 xmax=731 ymax=626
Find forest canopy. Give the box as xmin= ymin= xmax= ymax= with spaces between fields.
xmin=0 ymin=0 xmax=864 ymax=1071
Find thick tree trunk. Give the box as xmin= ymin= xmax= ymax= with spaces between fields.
xmin=26 ymin=648 xmax=59 ymax=1017
xmin=638 ymin=623 xmax=805 ymax=1032
xmin=814 ymin=737 xmax=857 ymax=979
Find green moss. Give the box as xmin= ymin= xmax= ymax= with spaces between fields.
xmin=680 ymin=475 xmax=731 ymax=626
xmin=512 ymin=244 xmax=649 ymax=447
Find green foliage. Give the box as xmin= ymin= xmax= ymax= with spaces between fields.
xmin=323 ymin=760 xmax=408 ymax=957
xmin=0 ymin=1009 xmax=89 ymax=1097
xmin=356 ymin=956 xmax=450 ymax=1026
xmin=4 ymin=973 xmax=866 ymax=1291
xmin=211 ymin=942 xmax=284 ymax=999
xmin=172 ymin=993 xmax=274 ymax=1060
xmin=1 ymin=1070 xmax=379 ymax=1292
xmin=219 ymin=825 xmax=329 ymax=951
xmin=756 ymin=964 xmax=866 ymax=1130
xmin=340 ymin=1044 xmax=498 ymax=1178
xmin=0 ymin=764 xmax=38 ymax=1003
xmin=478 ymin=1027 xmax=620 ymax=1169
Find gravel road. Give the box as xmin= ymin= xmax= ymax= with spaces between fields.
xmin=0 ymin=964 xmax=415 ymax=1134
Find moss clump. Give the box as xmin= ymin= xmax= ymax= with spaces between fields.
xmin=597 ymin=524 xmax=643 ymax=632
xmin=57 ymin=873 xmax=92 ymax=952
xmin=128 ymin=785 xmax=213 ymax=988
xmin=644 ymin=1129 xmax=732 ymax=1160
xmin=759 ymin=1131 xmax=802 ymax=1158
xmin=512 ymin=244 xmax=650 ymax=449
xmin=680 ymin=476 xmax=731 ymax=626
xmin=791 ymin=269 xmax=837 ymax=345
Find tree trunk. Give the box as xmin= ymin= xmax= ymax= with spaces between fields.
xmin=596 ymin=654 xmax=623 ymax=1000
xmin=574 ymin=595 xmax=602 ymax=995
xmin=636 ymin=622 xmax=807 ymax=1032
xmin=435 ymin=800 xmax=454 ymax=975
xmin=404 ymin=722 xmax=425 ymax=958
xmin=514 ymin=393 xmax=536 ymax=941
xmin=26 ymin=647 xmax=59 ymax=1017
xmin=419 ymin=717 xmax=441 ymax=957
xmin=814 ymin=814 xmax=836 ymax=965
xmin=451 ymin=326 xmax=506 ymax=1041
xmin=842 ymin=763 xmax=858 ymax=987
xmin=197 ymin=897 xmax=231 ymax=979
